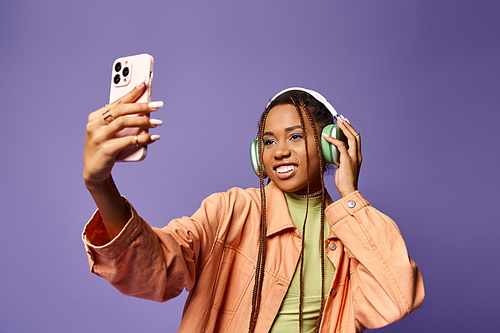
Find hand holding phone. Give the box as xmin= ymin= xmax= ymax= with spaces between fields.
xmin=109 ymin=53 xmax=154 ymax=162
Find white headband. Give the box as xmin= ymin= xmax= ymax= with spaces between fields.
xmin=267 ymin=87 xmax=339 ymax=119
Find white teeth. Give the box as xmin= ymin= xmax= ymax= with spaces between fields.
xmin=276 ymin=165 xmax=296 ymax=173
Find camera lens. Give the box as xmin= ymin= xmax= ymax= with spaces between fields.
xmin=114 ymin=62 xmax=122 ymax=72
xmin=114 ymin=74 xmax=121 ymax=84
xmin=122 ymin=67 xmax=130 ymax=77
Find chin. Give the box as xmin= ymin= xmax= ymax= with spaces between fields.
xmin=270 ymin=179 xmax=304 ymax=193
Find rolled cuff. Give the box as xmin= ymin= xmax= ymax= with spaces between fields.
xmin=82 ymin=197 xmax=142 ymax=260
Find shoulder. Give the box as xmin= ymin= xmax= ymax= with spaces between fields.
xmin=206 ymin=183 xmax=284 ymax=204
xmin=197 ymin=183 xmax=285 ymax=218
xmin=203 ymin=187 xmax=261 ymax=208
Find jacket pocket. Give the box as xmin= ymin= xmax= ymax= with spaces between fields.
xmin=212 ymin=245 xmax=255 ymax=332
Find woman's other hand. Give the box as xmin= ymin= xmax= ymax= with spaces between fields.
xmin=322 ymin=116 xmax=362 ymax=198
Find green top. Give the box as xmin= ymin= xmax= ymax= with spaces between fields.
xmin=270 ymin=192 xmax=336 ymax=333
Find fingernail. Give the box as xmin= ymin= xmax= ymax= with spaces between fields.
xmin=148 ymin=101 xmax=164 ymax=109
xmin=341 ymin=115 xmax=351 ymax=124
xmin=150 ymin=119 xmax=163 ymax=125
xmin=322 ymin=133 xmax=330 ymax=138
xmin=135 ymin=77 xmax=147 ymax=88
xmin=337 ymin=116 xmax=344 ymax=123
xmin=151 ymin=134 xmax=161 ymax=141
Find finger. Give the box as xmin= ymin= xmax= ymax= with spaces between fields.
xmin=89 ymin=100 xmax=163 ymax=126
xmin=342 ymin=118 xmax=362 ymax=164
xmin=355 ymin=132 xmax=362 ymax=165
xmin=88 ymin=79 xmax=158 ymax=121
xmin=109 ymin=80 xmax=148 ymax=107
xmin=101 ymin=116 xmax=163 ymax=139
xmin=110 ymin=101 xmax=164 ymax=118
xmin=107 ymin=133 xmax=161 ymax=153
xmin=337 ymin=116 xmax=357 ymax=137
xmin=337 ymin=119 xmax=358 ymax=158
xmin=322 ymin=133 xmax=350 ymax=157
xmin=87 ymin=82 xmax=146 ymax=122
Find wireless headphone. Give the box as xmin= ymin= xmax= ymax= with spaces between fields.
xmin=250 ymin=87 xmax=347 ymax=177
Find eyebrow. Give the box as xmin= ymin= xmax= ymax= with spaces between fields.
xmin=263 ymin=125 xmax=303 ymax=137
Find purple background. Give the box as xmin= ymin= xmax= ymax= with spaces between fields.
xmin=1 ymin=0 xmax=499 ymax=332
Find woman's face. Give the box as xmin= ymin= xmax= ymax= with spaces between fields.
xmin=262 ymin=104 xmax=322 ymax=195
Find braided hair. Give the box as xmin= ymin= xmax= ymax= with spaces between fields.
xmin=248 ymin=90 xmax=334 ymax=333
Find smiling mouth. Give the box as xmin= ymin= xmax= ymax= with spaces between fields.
xmin=274 ymin=164 xmax=298 ymax=179
xmin=276 ymin=165 xmax=296 ymax=173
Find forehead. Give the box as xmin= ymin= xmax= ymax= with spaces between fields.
xmin=264 ymin=104 xmax=314 ymax=132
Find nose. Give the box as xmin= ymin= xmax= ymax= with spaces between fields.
xmin=273 ymin=142 xmax=291 ymax=159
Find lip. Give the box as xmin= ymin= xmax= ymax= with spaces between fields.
xmin=273 ymin=162 xmax=298 ymax=180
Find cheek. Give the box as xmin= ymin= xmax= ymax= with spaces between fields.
xmin=262 ymin=149 xmax=271 ymax=163
xmin=262 ymin=150 xmax=273 ymax=172
xmin=307 ymin=147 xmax=323 ymax=172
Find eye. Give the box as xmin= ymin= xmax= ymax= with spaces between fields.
xmin=288 ymin=132 xmax=304 ymax=142
xmin=263 ymin=138 xmax=276 ymax=146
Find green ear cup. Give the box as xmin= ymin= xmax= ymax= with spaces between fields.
xmin=321 ymin=124 xmax=336 ymax=164
xmin=321 ymin=124 xmax=347 ymax=166
xmin=250 ymin=140 xmax=267 ymax=177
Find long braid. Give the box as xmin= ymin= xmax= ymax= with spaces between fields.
xmin=289 ymin=97 xmax=310 ymax=333
xmin=248 ymin=107 xmax=271 ymax=333
xmin=300 ymin=101 xmax=327 ymax=332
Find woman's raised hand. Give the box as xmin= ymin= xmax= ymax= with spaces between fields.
xmin=83 ymin=81 xmax=163 ymax=187
xmin=322 ymin=116 xmax=362 ymax=198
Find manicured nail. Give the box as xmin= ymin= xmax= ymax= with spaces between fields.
xmin=337 ymin=116 xmax=344 ymax=123
xmin=149 ymin=119 xmax=163 ymax=125
xmin=322 ymin=133 xmax=330 ymax=138
xmin=150 ymin=134 xmax=161 ymax=141
xmin=341 ymin=115 xmax=351 ymax=124
xmin=148 ymin=101 xmax=164 ymax=109
xmin=135 ymin=77 xmax=147 ymax=88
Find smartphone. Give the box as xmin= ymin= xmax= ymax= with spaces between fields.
xmin=109 ymin=53 xmax=154 ymax=162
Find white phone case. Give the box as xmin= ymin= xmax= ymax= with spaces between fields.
xmin=109 ymin=54 xmax=154 ymax=162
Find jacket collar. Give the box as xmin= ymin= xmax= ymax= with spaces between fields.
xmin=264 ymin=181 xmax=333 ymax=237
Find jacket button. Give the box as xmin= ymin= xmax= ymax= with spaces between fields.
xmin=330 ymin=288 xmax=337 ymax=297
xmin=329 ymin=242 xmax=337 ymax=251
xmin=347 ymin=200 xmax=356 ymax=208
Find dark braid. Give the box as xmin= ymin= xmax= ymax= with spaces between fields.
xmin=300 ymin=100 xmax=327 ymax=332
xmin=249 ymin=106 xmax=271 ymax=333
xmin=289 ymin=97 xmax=310 ymax=333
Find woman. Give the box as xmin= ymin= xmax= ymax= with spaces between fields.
xmin=82 ymin=83 xmax=424 ymax=332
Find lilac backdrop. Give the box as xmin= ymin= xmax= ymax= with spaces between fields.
xmin=1 ymin=0 xmax=499 ymax=332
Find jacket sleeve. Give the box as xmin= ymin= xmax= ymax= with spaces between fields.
xmin=325 ymin=191 xmax=425 ymax=331
xmin=82 ymin=195 xmax=223 ymax=302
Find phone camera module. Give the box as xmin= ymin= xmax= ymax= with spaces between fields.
xmin=122 ymin=67 xmax=130 ymax=77
xmin=114 ymin=62 xmax=122 ymax=73
xmin=113 ymin=74 xmax=121 ymax=85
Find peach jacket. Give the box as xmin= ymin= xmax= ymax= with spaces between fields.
xmin=83 ymin=182 xmax=424 ymax=333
